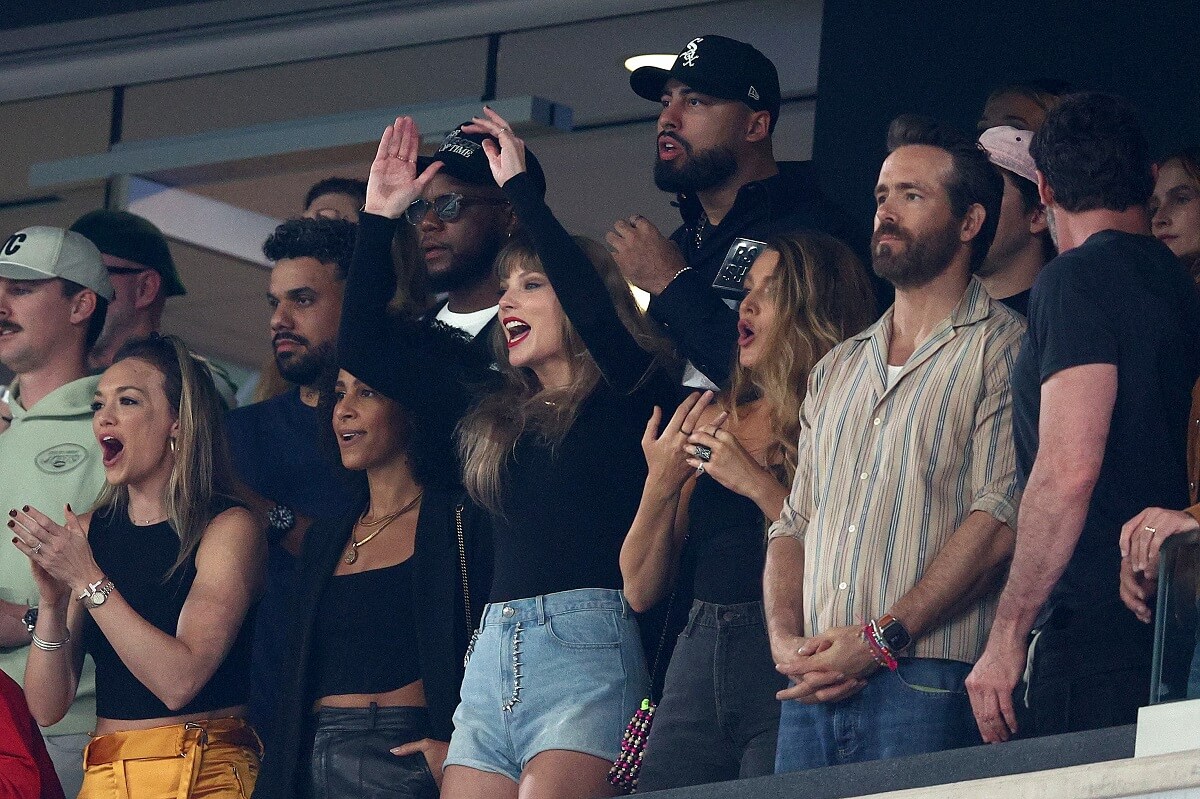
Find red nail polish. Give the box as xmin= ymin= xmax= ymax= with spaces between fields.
xmin=7 ymin=521 xmax=13 ymax=528
xmin=7 ymin=509 xmax=14 ymax=517
xmin=21 ymin=505 xmax=28 ymax=512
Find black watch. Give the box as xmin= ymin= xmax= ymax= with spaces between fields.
xmin=267 ymin=504 xmax=296 ymax=535
xmin=876 ymin=613 xmax=911 ymax=653
xmin=22 ymin=606 xmax=37 ymax=634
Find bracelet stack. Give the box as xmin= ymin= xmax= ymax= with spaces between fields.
xmin=862 ymin=621 xmax=898 ymax=671
xmin=31 ymin=630 xmax=70 ymax=652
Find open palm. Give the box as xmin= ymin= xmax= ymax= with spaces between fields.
xmin=365 ymin=115 xmax=443 ymax=219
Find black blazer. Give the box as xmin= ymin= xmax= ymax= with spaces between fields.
xmin=252 ymin=488 xmax=492 ymax=799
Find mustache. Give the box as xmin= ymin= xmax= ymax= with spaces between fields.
xmin=872 ymin=222 xmax=910 ymax=246
xmin=657 ymin=131 xmax=692 ymax=156
xmin=272 ymin=332 xmax=309 ymax=348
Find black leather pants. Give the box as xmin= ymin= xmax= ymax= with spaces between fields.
xmin=308 ymin=704 xmax=438 ymax=799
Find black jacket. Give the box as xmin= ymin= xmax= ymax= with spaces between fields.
xmin=648 ymin=161 xmax=863 ymax=386
xmin=252 ymin=488 xmax=492 ymax=799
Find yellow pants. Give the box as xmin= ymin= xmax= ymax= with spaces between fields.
xmin=78 ymin=718 xmax=261 ymax=799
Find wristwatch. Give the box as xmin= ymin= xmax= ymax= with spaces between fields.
xmin=875 ymin=613 xmax=912 ymax=653
xmin=22 ymin=606 xmax=37 ymax=633
xmin=267 ymin=504 xmax=296 ymax=535
xmin=78 ymin=578 xmax=115 ymax=609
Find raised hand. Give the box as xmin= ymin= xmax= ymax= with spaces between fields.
xmin=643 ymin=391 xmax=714 ymax=491
xmin=9 ymin=504 xmax=101 ymax=603
xmin=607 ymin=215 xmax=687 ymax=296
xmin=365 ymin=116 xmax=443 ymax=219
xmin=461 ymin=106 xmax=527 ymax=187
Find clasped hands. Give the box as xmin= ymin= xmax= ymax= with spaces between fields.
xmin=9 ymin=504 xmax=102 ymax=604
xmin=773 ymin=625 xmax=878 ymax=704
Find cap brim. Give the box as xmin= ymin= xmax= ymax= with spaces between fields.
xmin=630 ymin=66 xmax=672 ymax=103
xmin=0 ymin=261 xmax=56 ymax=282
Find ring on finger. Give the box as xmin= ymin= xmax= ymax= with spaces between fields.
xmin=694 ymin=444 xmax=712 ymax=462
xmin=696 ymin=463 xmax=705 ymax=475
xmin=1145 ymin=525 xmax=1157 ymax=533
xmin=31 ymin=542 xmax=42 ymax=555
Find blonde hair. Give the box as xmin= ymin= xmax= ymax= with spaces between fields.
xmin=458 ymin=232 xmax=673 ymax=515
xmin=728 ymin=232 xmax=875 ymax=482
xmin=93 ymin=334 xmax=245 ymax=580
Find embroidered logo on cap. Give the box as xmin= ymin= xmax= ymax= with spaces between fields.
xmin=35 ymin=443 xmax=88 ymax=475
xmin=680 ymin=37 xmax=703 ymax=67
xmin=748 ymin=86 xmax=760 ymax=101
xmin=438 ymin=127 xmax=482 ymax=159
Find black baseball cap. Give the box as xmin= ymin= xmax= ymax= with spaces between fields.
xmin=417 ymin=124 xmax=547 ymax=198
xmin=70 ymin=209 xmax=186 ymax=297
xmin=630 ymin=35 xmax=781 ymax=130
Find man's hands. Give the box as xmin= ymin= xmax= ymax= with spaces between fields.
xmin=607 ymin=216 xmax=687 ymax=296
xmin=773 ymin=626 xmax=873 ymax=705
xmin=365 ymin=116 xmax=443 ymax=219
xmin=0 ymin=598 xmax=31 ymax=647
xmin=965 ymin=628 xmax=1024 ymax=743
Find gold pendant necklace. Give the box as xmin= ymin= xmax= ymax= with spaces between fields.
xmin=344 ymin=492 xmax=423 ymax=564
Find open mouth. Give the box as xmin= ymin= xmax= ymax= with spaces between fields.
xmin=737 ymin=319 xmax=756 ymax=348
xmin=337 ymin=430 xmax=365 ymax=447
xmin=503 ymin=317 xmax=531 ymax=348
xmin=99 ymin=435 xmax=124 ymax=466
xmin=657 ymin=136 xmax=685 ymax=161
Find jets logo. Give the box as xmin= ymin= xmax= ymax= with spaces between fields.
xmin=680 ymin=37 xmax=703 ymax=67
xmin=35 ymin=443 xmax=88 ymax=475
xmin=748 ymin=86 xmax=760 ymax=101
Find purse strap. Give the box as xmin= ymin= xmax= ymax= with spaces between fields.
xmin=455 ymin=501 xmax=472 ymax=632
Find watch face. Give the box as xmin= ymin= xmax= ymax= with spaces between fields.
xmin=90 ymin=591 xmax=107 ymax=606
xmin=22 ymin=607 xmax=37 ymax=631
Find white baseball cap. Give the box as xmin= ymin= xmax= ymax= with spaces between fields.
xmin=0 ymin=226 xmax=114 ymax=301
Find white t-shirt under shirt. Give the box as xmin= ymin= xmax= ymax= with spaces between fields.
xmin=435 ymin=303 xmax=498 ymax=339
xmin=887 ymin=364 xmax=903 ymax=389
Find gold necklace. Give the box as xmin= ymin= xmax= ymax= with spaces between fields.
xmin=344 ymin=492 xmax=423 ymax=564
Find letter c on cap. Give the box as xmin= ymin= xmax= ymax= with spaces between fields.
xmin=2 ymin=233 xmax=26 ymax=256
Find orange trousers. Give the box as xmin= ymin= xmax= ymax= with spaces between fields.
xmin=77 ymin=718 xmax=260 ymax=799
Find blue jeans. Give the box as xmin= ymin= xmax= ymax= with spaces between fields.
xmin=775 ymin=658 xmax=981 ymax=773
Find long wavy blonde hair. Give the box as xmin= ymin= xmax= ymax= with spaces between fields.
xmin=728 ymin=232 xmax=876 ymax=482
xmin=458 ymin=231 xmax=673 ymax=515
xmin=93 ymin=334 xmax=245 ymax=581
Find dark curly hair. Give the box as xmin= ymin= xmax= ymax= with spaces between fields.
xmin=262 ymin=217 xmax=357 ymax=280
xmin=303 ymin=177 xmax=368 ymax=212
xmin=886 ymin=114 xmax=1003 ymax=271
xmin=1030 ymin=92 xmax=1154 ymax=213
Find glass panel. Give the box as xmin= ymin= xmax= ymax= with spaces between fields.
xmin=1151 ymin=531 xmax=1200 ymax=703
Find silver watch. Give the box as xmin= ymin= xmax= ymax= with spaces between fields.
xmin=78 ymin=578 xmax=115 ymax=609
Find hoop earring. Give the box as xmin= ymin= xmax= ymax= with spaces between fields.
xmin=169 ymin=438 xmax=177 ymax=454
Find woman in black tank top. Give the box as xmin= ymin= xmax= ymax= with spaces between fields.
xmin=620 ymin=235 xmax=875 ymax=790
xmin=14 ymin=334 xmax=265 ymax=799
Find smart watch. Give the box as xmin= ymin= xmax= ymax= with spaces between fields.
xmin=875 ymin=613 xmax=912 ymax=653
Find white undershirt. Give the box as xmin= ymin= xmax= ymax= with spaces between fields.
xmin=886 ymin=364 xmax=904 ymax=389
xmin=435 ymin=303 xmax=498 ymax=339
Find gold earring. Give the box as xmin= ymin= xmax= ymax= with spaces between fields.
xmin=169 ymin=438 xmax=177 ymax=454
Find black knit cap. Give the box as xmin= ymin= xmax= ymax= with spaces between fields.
xmin=630 ymin=35 xmax=781 ymax=129
xmin=69 ymin=210 xmax=186 ymax=297
xmin=417 ymin=123 xmax=547 ymax=197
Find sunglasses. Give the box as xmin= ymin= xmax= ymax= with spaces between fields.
xmin=404 ymin=193 xmax=509 ymax=225
xmin=106 ymin=266 xmax=150 ymax=276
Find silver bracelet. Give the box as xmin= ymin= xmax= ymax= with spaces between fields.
xmin=30 ymin=630 xmax=70 ymax=652
xmin=670 ymin=266 xmax=693 ymax=283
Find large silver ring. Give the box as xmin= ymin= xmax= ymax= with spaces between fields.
xmin=694 ymin=445 xmax=712 ymax=462
xmin=31 ymin=543 xmax=42 ymax=555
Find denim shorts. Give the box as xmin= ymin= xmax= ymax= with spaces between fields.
xmin=444 ymin=588 xmax=649 ymax=782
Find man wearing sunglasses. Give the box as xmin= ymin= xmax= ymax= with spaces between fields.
xmin=411 ymin=124 xmax=546 ymax=354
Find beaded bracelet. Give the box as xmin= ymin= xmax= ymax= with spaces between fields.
xmin=862 ymin=622 xmax=898 ymax=671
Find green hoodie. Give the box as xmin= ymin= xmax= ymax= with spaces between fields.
xmin=0 ymin=375 xmax=102 ymax=736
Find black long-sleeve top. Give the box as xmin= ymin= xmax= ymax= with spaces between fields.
xmin=650 ymin=161 xmax=865 ymax=387
xmin=486 ymin=173 xmax=682 ymax=601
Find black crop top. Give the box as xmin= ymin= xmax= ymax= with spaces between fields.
xmin=82 ymin=502 xmax=253 ymax=720
xmin=309 ymin=559 xmax=421 ymax=700
xmin=683 ymin=475 xmax=768 ymax=605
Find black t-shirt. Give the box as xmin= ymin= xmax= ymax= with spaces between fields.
xmin=999 ymin=288 xmax=1031 ymax=318
xmin=1012 ymin=230 xmax=1200 ymax=607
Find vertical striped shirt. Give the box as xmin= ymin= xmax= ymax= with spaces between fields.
xmin=768 ymin=279 xmax=1025 ymax=663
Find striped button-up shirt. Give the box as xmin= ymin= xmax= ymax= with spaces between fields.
xmin=768 ymin=279 xmax=1025 ymax=664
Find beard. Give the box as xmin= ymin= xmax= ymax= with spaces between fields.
xmin=871 ymin=218 xmax=962 ymax=290
xmin=274 ymin=338 xmax=334 ymax=386
xmin=427 ymin=250 xmax=496 ymax=294
xmin=654 ymin=137 xmax=738 ymax=194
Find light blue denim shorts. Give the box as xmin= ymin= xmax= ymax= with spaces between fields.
xmin=444 ymin=588 xmax=649 ymax=782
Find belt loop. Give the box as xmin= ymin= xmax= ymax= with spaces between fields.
xmin=683 ymin=602 xmax=700 ymax=637
xmin=620 ymin=592 xmax=629 ymax=619
xmin=536 ymin=595 xmax=546 ymax=626
xmin=369 ymin=702 xmax=379 ymax=728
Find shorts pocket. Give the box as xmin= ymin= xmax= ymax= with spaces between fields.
xmin=546 ymin=608 xmax=622 ymax=649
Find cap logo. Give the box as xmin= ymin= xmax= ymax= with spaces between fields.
xmin=680 ymin=37 xmax=703 ymax=67
xmin=3 ymin=233 xmax=26 ymax=256
xmin=748 ymin=86 xmax=760 ymax=101
xmin=439 ymin=128 xmax=482 ymax=159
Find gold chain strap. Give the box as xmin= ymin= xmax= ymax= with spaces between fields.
xmin=455 ymin=502 xmax=471 ymax=631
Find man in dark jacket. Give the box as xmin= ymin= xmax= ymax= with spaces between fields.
xmin=609 ymin=35 xmax=861 ymax=387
